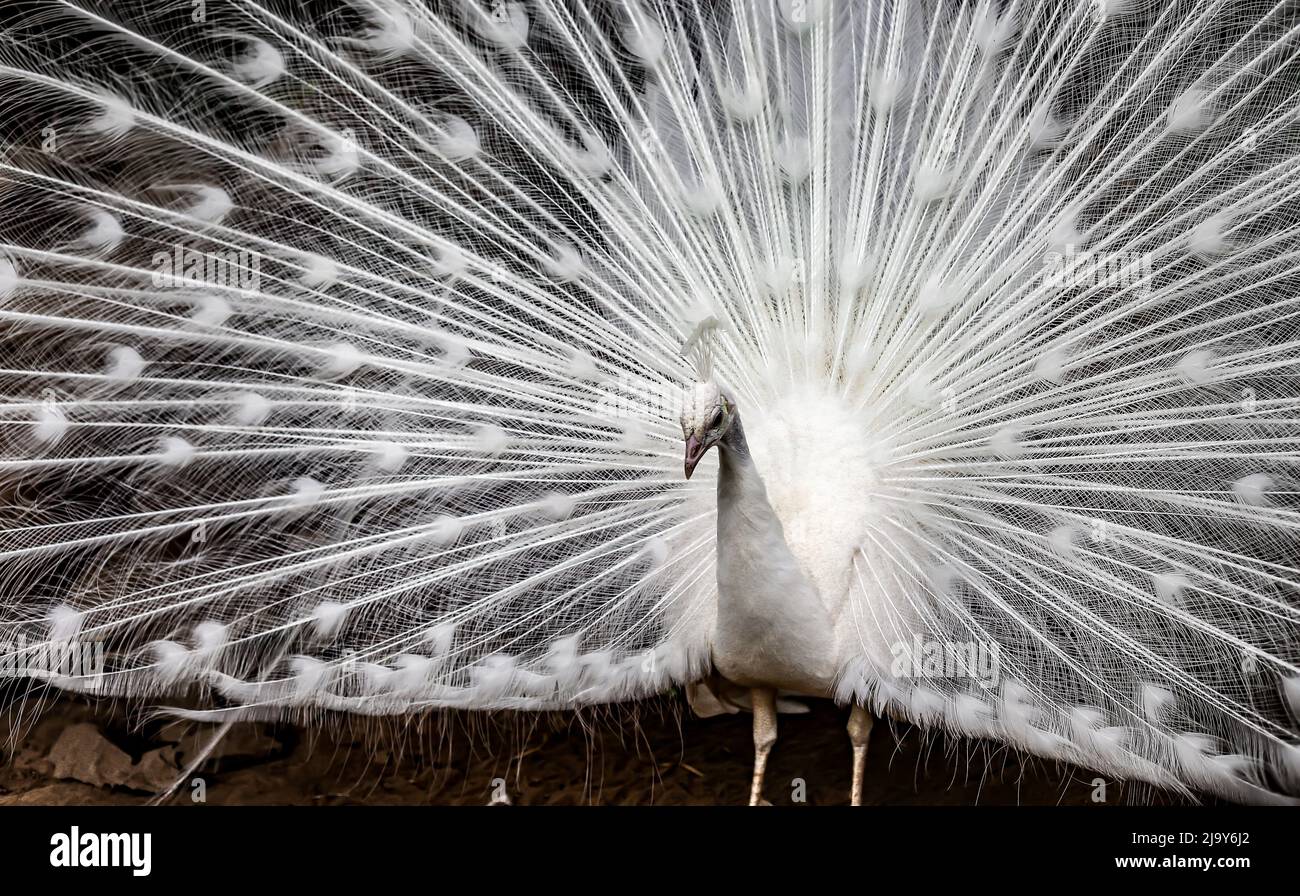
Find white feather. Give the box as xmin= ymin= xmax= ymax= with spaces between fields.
xmin=191 ymin=295 xmax=232 ymax=327
xmin=1175 ymin=349 xmax=1216 ymax=385
xmin=1188 ymin=213 xmax=1232 ymax=256
xmin=1141 ymin=683 xmax=1176 ymax=724
xmin=1232 ymin=473 xmax=1272 ymax=507
xmin=352 ymin=0 xmax=415 ymax=57
xmin=163 ymin=184 xmax=233 ymax=224
xmin=1168 ymin=87 xmax=1211 ymax=132
xmin=311 ymin=601 xmax=349 ymax=639
xmin=48 ymin=605 xmax=83 ymax=643
xmin=288 ymin=477 xmax=325 ymax=509
xmin=319 ymin=342 xmax=362 ymax=379
xmin=228 ymin=35 xmax=284 ymax=87
xmin=87 ymin=91 xmax=133 ymax=138
xmin=474 ymin=2 xmax=528 ymax=49
xmin=71 ymin=209 xmax=123 ymax=254
xmin=155 ymin=436 xmax=195 ymax=468
xmin=0 ymin=257 xmax=18 ymax=300
xmin=371 ymin=440 xmax=408 ymax=472
xmin=430 ymin=116 xmax=480 ymax=161
xmin=33 ymin=403 xmax=68 ymax=444
xmin=105 ymin=346 xmax=146 ymax=380
xmin=1034 ymin=346 xmax=1068 ymax=384
xmin=231 ymin=391 xmax=270 ymax=426
xmin=298 ymin=253 xmax=339 ymax=287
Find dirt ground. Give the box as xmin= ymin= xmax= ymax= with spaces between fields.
xmin=0 ymin=691 xmax=1185 ymax=806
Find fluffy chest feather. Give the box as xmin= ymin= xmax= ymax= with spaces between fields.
xmin=710 ymin=392 xmax=879 ymax=694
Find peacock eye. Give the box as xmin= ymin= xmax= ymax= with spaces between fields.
xmin=710 ymin=408 xmax=724 ymax=428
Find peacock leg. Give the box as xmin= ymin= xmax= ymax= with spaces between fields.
xmin=748 ymin=687 xmax=778 ymax=806
xmin=847 ymin=704 xmax=874 ymax=806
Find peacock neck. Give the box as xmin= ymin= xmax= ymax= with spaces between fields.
xmin=716 ymin=412 xmax=753 ymax=484
xmin=716 ymin=413 xmax=781 ymax=535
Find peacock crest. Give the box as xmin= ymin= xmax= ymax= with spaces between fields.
xmin=682 ymin=315 xmax=723 ymax=383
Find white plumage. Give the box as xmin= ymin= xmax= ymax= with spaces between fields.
xmin=1 ymin=0 xmax=1299 ymax=805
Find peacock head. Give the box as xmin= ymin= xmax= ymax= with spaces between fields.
xmin=680 ymin=381 xmax=735 ymax=479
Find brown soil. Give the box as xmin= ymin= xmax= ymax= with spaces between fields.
xmin=0 ymin=692 xmax=1179 ymax=806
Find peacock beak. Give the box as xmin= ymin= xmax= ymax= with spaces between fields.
xmin=684 ymin=433 xmax=705 ymax=479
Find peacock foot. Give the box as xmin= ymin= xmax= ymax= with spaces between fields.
xmin=748 ymin=687 xmax=778 ymax=805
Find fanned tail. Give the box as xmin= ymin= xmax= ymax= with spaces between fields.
xmin=0 ymin=0 xmax=1297 ymax=804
